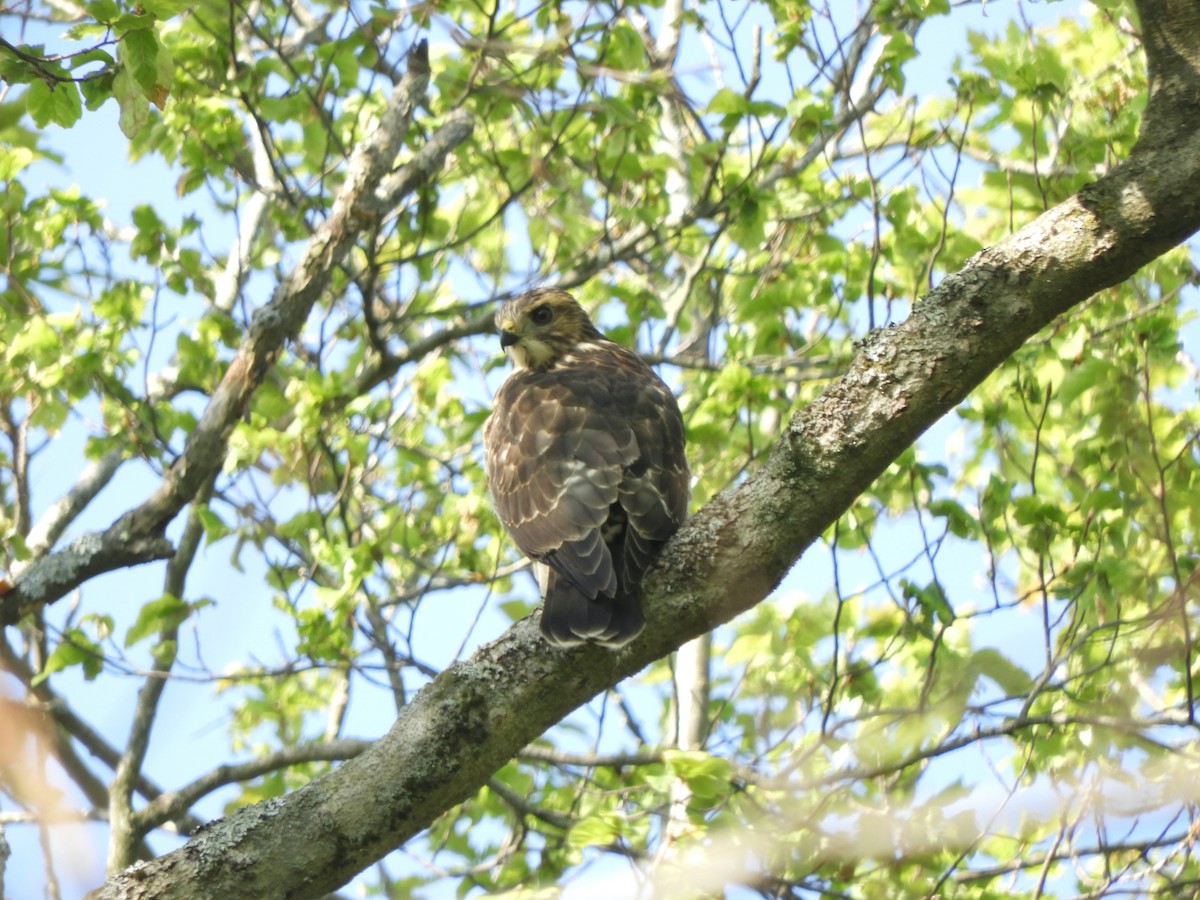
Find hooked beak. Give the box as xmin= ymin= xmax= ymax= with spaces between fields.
xmin=500 ymin=329 xmax=520 ymax=349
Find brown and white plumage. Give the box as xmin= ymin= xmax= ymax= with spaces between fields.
xmin=483 ymin=288 xmax=689 ymax=647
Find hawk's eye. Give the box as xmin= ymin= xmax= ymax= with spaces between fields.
xmin=529 ymin=305 xmax=554 ymax=326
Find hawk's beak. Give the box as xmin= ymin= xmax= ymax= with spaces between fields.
xmin=500 ymin=329 xmax=520 ymax=349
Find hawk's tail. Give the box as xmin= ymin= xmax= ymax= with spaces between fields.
xmin=539 ymin=575 xmax=644 ymax=648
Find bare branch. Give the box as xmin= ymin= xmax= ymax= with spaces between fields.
xmin=133 ymin=738 xmax=371 ymax=834
xmin=18 ymin=452 xmax=124 ymax=565
xmin=107 ymin=496 xmax=211 ymax=872
xmin=2 ymin=532 xmax=175 ymax=626
xmin=0 ymin=41 xmax=469 ymax=627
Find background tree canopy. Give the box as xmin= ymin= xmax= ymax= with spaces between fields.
xmin=1 ymin=0 xmax=1199 ymax=898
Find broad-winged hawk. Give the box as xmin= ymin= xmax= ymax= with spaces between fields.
xmin=483 ymin=289 xmax=689 ymax=647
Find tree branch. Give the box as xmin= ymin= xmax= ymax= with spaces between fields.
xmin=1 ymin=532 xmax=175 ymax=626
xmin=0 ymin=649 xmax=203 ymax=837
xmin=107 ymin=495 xmax=210 ymax=872
xmin=18 ymin=452 xmax=125 ymax=564
xmin=133 ymin=738 xmax=372 ymax=834
xmin=0 ymin=41 xmax=472 ymax=629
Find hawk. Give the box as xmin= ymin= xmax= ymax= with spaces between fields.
xmin=483 ymin=288 xmax=689 ymax=647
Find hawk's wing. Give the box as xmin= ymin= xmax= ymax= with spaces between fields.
xmin=484 ymin=364 xmax=635 ymax=600
xmin=483 ymin=342 xmax=688 ymax=604
xmin=614 ymin=360 xmax=689 ymax=589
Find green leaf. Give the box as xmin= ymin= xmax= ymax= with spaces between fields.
xmin=25 ymin=79 xmax=82 ymax=128
xmin=566 ymin=814 xmax=620 ymax=849
xmin=80 ymin=72 xmax=116 ymax=111
xmin=928 ymin=498 xmax=976 ymax=539
xmin=9 ymin=316 xmax=60 ymax=355
xmin=197 ymin=508 xmax=232 ymax=545
xmin=0 ymin=145 xmax=34 ymax=179
xmin=0 ymin=47 xmax=43 ymax=85
xmin=33 ymin=628 xmax=104 ymax=684
xmin=1058 ymin=357 xmax=1111 ymax=407
xmin=86 ymin=0 xmax=121 ymax=24
xmin=151 ymin=638 xmax=178 ymax=668
xmin=903 ymin=579 xmax=956 ymax=627
xmin=145 ymin=40 xmax=173 ymax=110
xmin=1012 ymin=495 xmax=1067 ymax=528
xmin=725 ymin=628 xmax=772 ymax=666
xmin=113 ymin=12 xmax=157 ymax=32
xmin=706 ymin=87 xmax=747 ymax=116
xmin=601 ymin=21 xmax=643 ymax=70
xmin=663 ymin=750 xmax=734 ymax=783
xmin=120 ymin=26 xmax=160 ymax=95
xmin=125 ymin=593 xmax=192 ymax=647
xmin=972 ymin=648 xmax=1033 ymax=695
xmin=499 ymin=599 xmax=532 ymax=621
xmin=68 ymin=48 xmax=116 ymax=73
xmin=138 ymin=0 xmax=192 ymax=18
xmin=113 ymin=66 xmax=150 ymax=138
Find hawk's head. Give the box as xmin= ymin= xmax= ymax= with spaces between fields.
xmin=494 ymin=289 xmax=603 ymax=371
